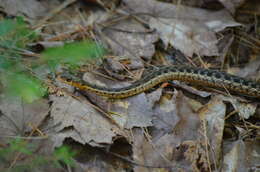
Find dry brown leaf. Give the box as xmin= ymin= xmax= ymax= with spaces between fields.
xmin=73 ymin=143 xmax=128 ymax=172
xmin=50 ymin=95 xmax=116 ymax=147
xmin=223 ymin=140 xmax=260 ymax=172
xmin=198 ymin=95 xmax=226 ymax=165
xmin=90 ymin=93 xmax=154 ymax=129
xmin=145 ymin=88 xmax=163 ymax=108
xmin=39 ymin=1 xmax=89 ymax=39
xmin=187 ymin=98 xmax=204 ymax=112
xmin=132 ymin=129 xmax=180 ymax=172
xmin=178 ymin=140 xmax=210 ymax=171
xmin=0 ymin=0 xmax=46 ymax=19
xmin=149 ymin=18 xmax=219 ymax=57
xmin=85 ymin=93 xmax=154 ymax=129
xmin=101 ymin=20 xmax=158 ymax=70
xmin=132 ymin=92 xmax=205 ymax=171
xmin=0 ymin=96 xmax=49 ymax=141
xmin=149 ymin=91 xmax=202 ymax=138
xmin=123 ymin=0 xmax=241 ymax=57
xmin=234 ymin=57 xmax=260 ymax=80
xmin=217 ymin=33 xmax=235 ymax=63
xmin=172 ymin=92 xmax=201 ymax=143
xmin=152 ymin=93 xmax=180 ymax=132
xmin=122 ymin=94 xmax=154 ymax=128
xmin=218 ymin=0 xmax=246 ymax=14
xmin=222 ymin=96 xmax=257 ymax=119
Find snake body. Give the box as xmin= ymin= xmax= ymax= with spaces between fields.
xmin=58 ymin=66 xmax=260 ymax=99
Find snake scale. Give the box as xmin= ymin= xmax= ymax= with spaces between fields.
xmin=58 ymin=66 xmax=260 ymax=99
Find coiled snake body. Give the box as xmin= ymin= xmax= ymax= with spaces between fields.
xmin=58 ymin=66 xmax=260 ymax=99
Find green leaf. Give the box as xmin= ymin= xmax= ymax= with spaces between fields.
xmin=42 ymin=40 xmax=105 ymax=70
xmin=9 ymin=138 xmax=32 ymax=155
xmin=2 ymin=73 xmax=46 ymax=103
xmin=54 ymin=146 xmax=76 ymax=167
xmin=0 ymin=17 xmax=37 ymax=49
xmin=0 ymin=18 xmax=15 ymax=36
xmin=0 ymin=55 xmax=15 ymax=70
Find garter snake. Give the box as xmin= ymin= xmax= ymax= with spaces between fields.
xmin=58 ymin=66 xmax=260 ymax=99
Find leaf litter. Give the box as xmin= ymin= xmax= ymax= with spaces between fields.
xmin=0 ymin=0 xmax=259 ymax=171
xmin=123 ymin=0 xmax=241 ymax=57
